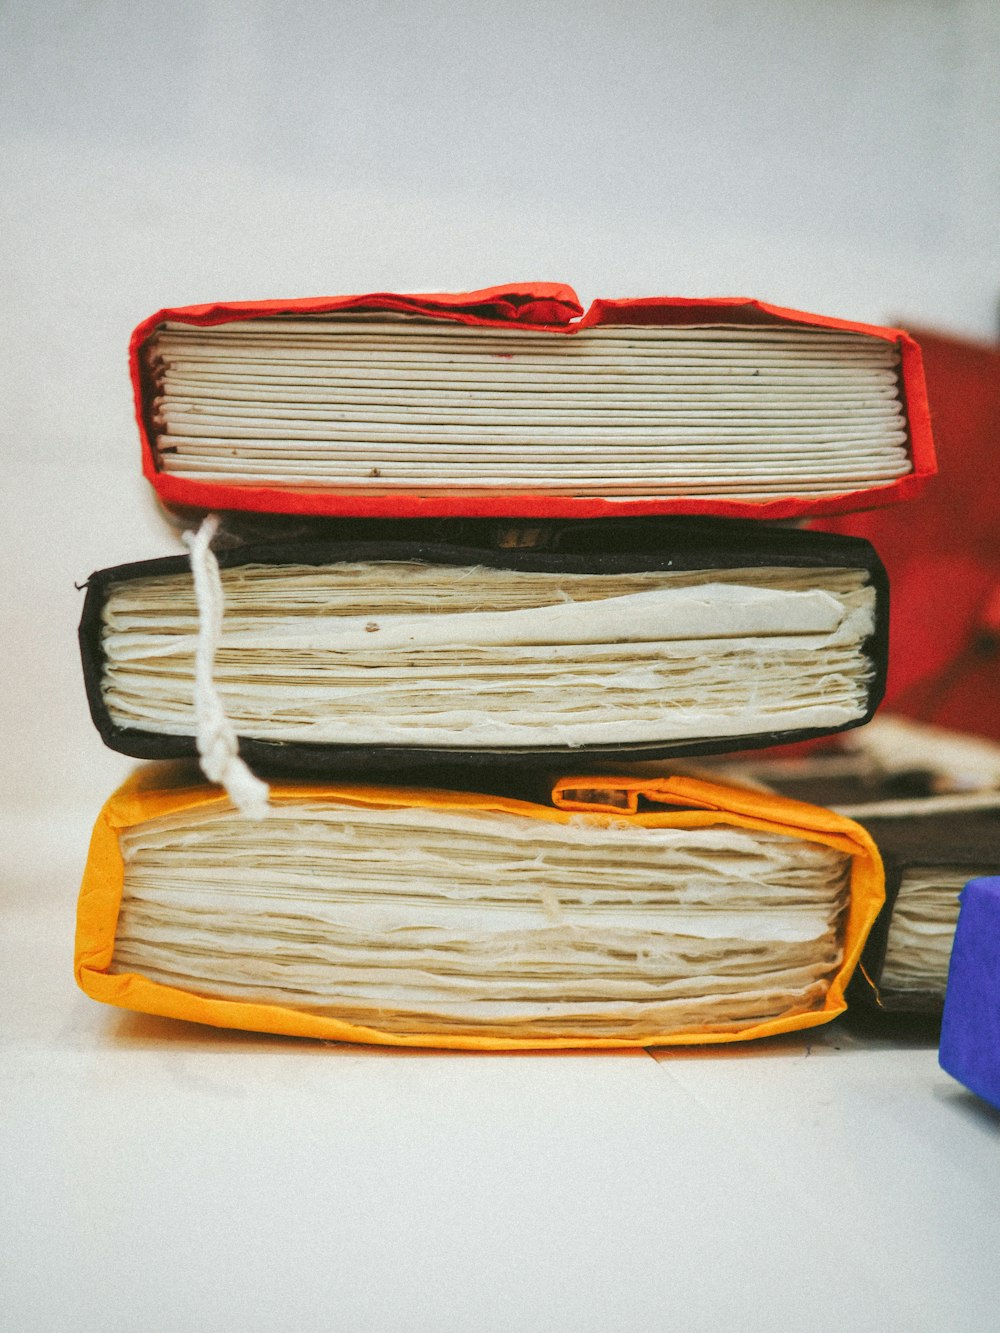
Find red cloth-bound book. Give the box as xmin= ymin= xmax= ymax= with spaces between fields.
xmin=130 ymin=282 xmax=935 ymax=524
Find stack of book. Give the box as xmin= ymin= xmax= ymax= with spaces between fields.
xmin=76 ymin=282 xmax=937 ymax=1049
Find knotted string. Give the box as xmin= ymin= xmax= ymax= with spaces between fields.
xmin=181 ymin=514 xmax=271 ymax=819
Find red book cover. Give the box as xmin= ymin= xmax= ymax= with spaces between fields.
xmin=819 ymin=327 xmax=1000 ymax=740
xmin=131 ymin=283 xmax=935 ymax=523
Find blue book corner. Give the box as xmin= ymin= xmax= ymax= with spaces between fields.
xmin=939 ymin=875 xmax=1000 ymax=1111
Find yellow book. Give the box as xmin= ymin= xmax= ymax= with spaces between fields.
xmin=76 ymin=767 xmax=883 ymax=1050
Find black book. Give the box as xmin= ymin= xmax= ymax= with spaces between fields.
xmin=79 ymin=518 xmax=888 ymax=774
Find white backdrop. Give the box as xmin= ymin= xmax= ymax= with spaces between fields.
xmin=3 ymin=0 xmax=999 ymax=820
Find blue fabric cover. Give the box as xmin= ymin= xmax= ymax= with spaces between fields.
xmin=939 ymin=876 xmax=1000 ymax=1110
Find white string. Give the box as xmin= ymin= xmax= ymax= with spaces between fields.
xmin=181 ymin=514 xmax=271 ymax=819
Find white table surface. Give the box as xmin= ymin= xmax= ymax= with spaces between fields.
xmin=4 ymin=815 xmax=998 ymax=1333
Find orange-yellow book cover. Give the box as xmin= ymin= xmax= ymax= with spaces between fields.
xmin=76 ymin=768 xmax=884 ymax=1050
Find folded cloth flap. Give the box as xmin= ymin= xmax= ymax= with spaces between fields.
xmin=131 ymin=283 xmax=584 ymax=344
xmin=553 ymin=772 xmax=876 ymax=828
xmin=939 ymin=876 xmax=1000 ymax=1109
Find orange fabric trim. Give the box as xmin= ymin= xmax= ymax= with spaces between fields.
xmin=76 ymin=771 xmax=884 ymax=1049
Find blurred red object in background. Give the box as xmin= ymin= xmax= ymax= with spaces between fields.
xmin=817 ymin=326 xmax=1000 ymax=740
